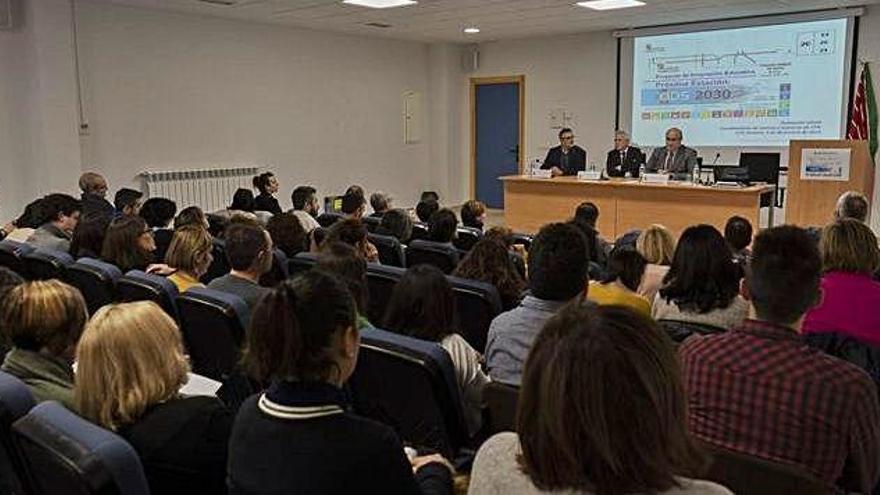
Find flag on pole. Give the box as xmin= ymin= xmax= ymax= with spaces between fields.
xmin=848 ymin=62 xmax=878 ymax=163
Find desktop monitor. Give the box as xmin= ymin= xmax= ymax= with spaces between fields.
xmin=740 ymin=152 xmax=781 ymax=184
xmin=324 ymin=195 xmax=344 ymax=214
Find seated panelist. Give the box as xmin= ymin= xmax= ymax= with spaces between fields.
xmin=541 ymin=128 xmax=586 ymax=177
xmin=605 ymin=130 xmax=645 ymax=178
xmin=645 ymin=127 xmax=698 ymax=177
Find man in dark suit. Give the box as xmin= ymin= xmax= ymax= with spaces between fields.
xmin=541 ymin=128 xmax=587 ymax=177
xmin=605 ymin=130 xmax=645 ymax=178
xmin=646 ymin=127 xmax=698 ymax=177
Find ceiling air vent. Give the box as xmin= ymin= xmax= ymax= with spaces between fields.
xmin=198 ymin=0 xmax=237 ymax=6
xmin=364 ymin=22 xmax=393 ymax=28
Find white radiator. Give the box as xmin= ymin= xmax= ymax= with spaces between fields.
xmin=139 ymin=167 xmax=259 ymax=213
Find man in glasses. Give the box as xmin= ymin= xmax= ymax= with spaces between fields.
xmin=645 ymin=127 xmax=698 ymax=178
xmin=605 ymin=130 xmax=645 ymax=178
xmin=541 ymin=128 xmax=587 ymax=177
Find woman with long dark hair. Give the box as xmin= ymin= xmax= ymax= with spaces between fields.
xmin=253 ymin=172 xmax=282 ymax=215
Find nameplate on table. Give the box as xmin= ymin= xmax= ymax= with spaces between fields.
xmin=577 ymin=171 xmax=602 ymax=181
xmin=528 ymin=169 xmax=552 ymax=179
xmin=641 ymin=173 xmax=669 ymax=185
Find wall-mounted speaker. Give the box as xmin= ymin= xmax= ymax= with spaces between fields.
xmin=461 ymin=45 xmax=479 ymax=73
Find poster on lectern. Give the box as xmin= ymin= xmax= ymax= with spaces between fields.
xmin=800 ymin=148 xmax=851 ymax=181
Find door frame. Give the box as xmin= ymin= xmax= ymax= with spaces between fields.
xmin=470 ymin=75 xmax=525 ymax=202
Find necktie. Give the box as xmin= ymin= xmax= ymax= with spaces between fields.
xmin=665 ymin=151 xmax=674 ymax=170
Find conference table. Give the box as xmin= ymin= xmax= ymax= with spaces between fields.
xmin=500 ymin=175 xmax=776 ymax=238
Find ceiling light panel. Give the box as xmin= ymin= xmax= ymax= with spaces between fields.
xmin=342 ymin=0 xmax=418 ymax=9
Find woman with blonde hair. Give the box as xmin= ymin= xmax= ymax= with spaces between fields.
xmin=164 ymin=225 xmax=213 ymax=292
xmin=75 ymin=301 xmax=232 ymax=494
xmin=803 ymin=218 xmax=880 ymax=345
xmin=637 ymin=224 xmax=676 ymax=302
xmin=0 ymin=280 xmax=86 ymax=408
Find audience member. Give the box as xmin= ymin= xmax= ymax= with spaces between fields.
xmin=253 ymin=172 xmax=282 ymax=215
xmin=78 ymin=172 xmax=115 ymax=216
xmin=0 ymin=280 xmax=86 ymax=408
xmin=266 ymin=212 xmax=307 ymax=258
xmin=69 ymin=211 xmax=112 ymax=259
xmin=324 ymin=218 xmax=379 ymax=263
xmin=140 ymin=197 xmax=177 ymax=261
xmin=383 ymin=264 xmax=490 ymax=435
xmin=316 ymin=242 xmax=370 ymax=328
xmin=574 ymin=201 xmax=611 ymax=260
xmin=228 ymin=271 xmax=453 ymax=494
xmin=568 ymin=219 xmax=606 ymax=278
xmin=588 ymin=247 xmax=651 ymax=316
xmin=369 ymin=192 xmax=392 ymax=218
xmin=460 ymin=200 xmax=487 ymax=231
xmin=453 ymin=238 xmax=526 ymax=311
xmin=835 ymin=190 xmax=869 ymax=223
xmin=341 ymin=189 xmax=367 ymax=219
xmin=174 ymin=205 xmax=210 ymax=230
xmin=346 ymin=184 xmax=365 ymax=198
xmin=27 ymin=194 xmax=82 ymax=252
xmin=485 ymin=222 xmax=589 ymax=385
xmin=653 ymin=225 xmax=746 ymax=330
xmin=228 ymin=188 xmax=256 ymax=216
xmin=114 ymin=188 xmax=143 ymax=216
xmin=375 ymin=208 xmax=414 ymax=244
xmin=290 ymin=185 xmax=321 ymax=232
xmin=421 ymin=191 xmax=440 ymax=202
xmin=803 ymin=219 xmax=880 ymax=345
xmin=470 ymin=303 xmax=728 ymax=495
xmin=165 ymin=225 xmax=213 ymax=292
xmin=75 ymin=301 xmax=232 ymax=494
xmin=724 ymin=215 xmax=752 ymax=264
xmin=0 ymin=267 xmax=23 ymax=303
xmin=4 ymin=198 xmax=45 ymax=242
xmin=101 ymin=215 xmax=156 ymax=273
xmin=416 ymin=198 xmax=439 ymax=224
xmin=206 ymin=222 xmax=273 ymax=313
xmin=309 ymin=227 xmax=327 ymax=252
xmin=636 ymin=224 xmax=675 ymax=302
xmin=427 ymin=208 xmax=458 ymax=245
xmin=680 ymin=225 xmax=880 ymax=493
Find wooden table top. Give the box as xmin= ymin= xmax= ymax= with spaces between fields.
xmin=499 ymin=175 xmax=775 ymax=194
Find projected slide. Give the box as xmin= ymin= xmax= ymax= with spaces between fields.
xmin=631 ymin=18 xmax=848 ymax=146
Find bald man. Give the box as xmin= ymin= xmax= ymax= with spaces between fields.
xmin=645 ymin=128 xmax=698 ymax=176
xmin=79 ymin=172 xmax=115 ymax=216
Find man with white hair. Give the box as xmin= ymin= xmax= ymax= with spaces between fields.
xmin=78 ymin=172 xmax=114 ymax=216
xmin=646 ymin=127 xmax=698 ymax=177
xmin=605 ymin=130 xmax=645 ymax=178
xmin=834 ymin=191 xmax=870 ymax=223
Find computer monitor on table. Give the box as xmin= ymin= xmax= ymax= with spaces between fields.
xmin=740 ymin=152 xmax=781 ymax=184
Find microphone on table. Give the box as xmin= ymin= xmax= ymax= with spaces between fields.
xmin=712 ymin=152 xmax=721 ymax=165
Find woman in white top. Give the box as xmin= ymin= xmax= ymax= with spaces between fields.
xmin=636 ymin=224 xmax=676 ymax=303
xmin=652 ymin=225 xmax=748 ymax=331
xmin=383 ymin=264 xmax=489 ymax=436
xmin=469 ymin=303 xmax=731 ymax=495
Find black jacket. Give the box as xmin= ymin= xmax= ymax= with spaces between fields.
xmin=119 ymin=396 xmax=233 ymax=495
xmin=80 ymin=193 xmax=115 ymax=217
xmin=605 ymin=146 xmax=645 ymax=177
xmin=254 ymin=194 xmax=282 ymax=215
xmin=228 ymin=381 xmax=452 ymax=495
xmin=541 ymin=145 xmax=587 ymax=176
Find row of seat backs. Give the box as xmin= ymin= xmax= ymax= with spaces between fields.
xmin=290 ymin=252 xmax=503 ymax=352
xmin=0 ymin=371 xmax=149 ymax=495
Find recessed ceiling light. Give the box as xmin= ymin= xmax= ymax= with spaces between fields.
xmin=463 ymin=27 xmax=480 ymax=34
xmin=342 ymin=0 xmax=417 ymax=9
xmin=575 ymin=0 xmax=645 ymax=10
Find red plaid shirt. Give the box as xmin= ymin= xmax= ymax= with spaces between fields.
xmin=680 ymin=319 xmax=880 ymax=492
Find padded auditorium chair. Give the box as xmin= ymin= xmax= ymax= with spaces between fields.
xmin=658 ymin=319 xmax=726 ymax=345
xmin=289 ymin=252 xmax=319 ymax=276
xmin=316 ymin=212 xmax=344 ymax=228
xmin=410 ymin=222 xmax=429 ymax=242
xmin=201 ymin=238 xmax=230 ymax=284
xmin=0 ymin=240 xmax=35 ymax=278
xmin=362 ymin=215 xmax=381 ymax=233
xmin=453 ymin=226 xmax=482 ymax=252
xmin=364 ymin=263 xmax=405 ymax=324
xmin=483 ymin=381 xmax=520 ymax=435
xmin=22 ymin=248 xmax=74 ymax=281
xmin=13 ymin=402 xmax=150 ymax=495
xmin=368 ymin=233 xmax=406 ymax=268
xmin=0 ymin=371 xmax=36 ymax=495
xmin=259 ymin=248 xmax=290 ymax=288
xmin=703 ymin=445 xmax=826 ymax=495
xmin=176 ymin=287 xmax=249 ymax=381
xmin=117 ymin=270 xmax=180 ymax=320
xmin=65 ymin=258 xmax=122 ymax=315
xmin=348 ymin=328 xmax=469 ymax=460
xmin=448 ymin=276 xmax=502 ymax=352
xmin=510 ymin=233 xmax=533 ymax=252
xmin=406 ymin=240 xmax=460 ymax=274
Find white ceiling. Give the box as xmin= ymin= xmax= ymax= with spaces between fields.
xmin=92 ymin=0 xmax=879 ymax=43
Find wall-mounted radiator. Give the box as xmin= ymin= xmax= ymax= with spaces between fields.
xmin=139 ymin=167 xmax=259 ymax=214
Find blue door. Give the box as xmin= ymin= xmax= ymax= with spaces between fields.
xmin=475 ymin=82 xmax=521 ymax=209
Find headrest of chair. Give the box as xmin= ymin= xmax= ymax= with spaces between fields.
xmin=446 ymin=276 xmax=503 ymax=311
xmin=72 ymin=258 xmax=123 ymax=280
xmin=181 ymin=287 xmax=249 ymax=326
xmin=0 ymin=372 xmax=35 ymax=419
xmin=292 ymin=252 xmax=320 ymax=265
xmin=408 ymin=240 xmax=459 ymax=255
xmin=365 ymin=263 xmax=406 ymax=279
xmin=27 ymin=249 xmax=75 ymax=265
xmin=0 ymin=241 xmax=35 ymax=256
xmin=368 ymin=233 xmax=401 ymax=247
xmin=121 ymin=270 xmax=180 ymax=298
xmin=272 ymin=249 xmax=289 ymax=273
xmin=13 ymin=401 xmax=150 ymax=495
xmin=456 ymin=226 xmax=482 ymax=237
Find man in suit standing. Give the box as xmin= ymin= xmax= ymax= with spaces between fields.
xmin=646 ymin=127 xmax=698 ymax=177
xmin=541 ymin=128 xmax=587 ymax=177
xmin=605 ymin=130 xmax=645 ymax=178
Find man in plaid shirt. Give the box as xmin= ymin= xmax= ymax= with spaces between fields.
xmin=680 ymin=225 xmax=880 ymax=493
